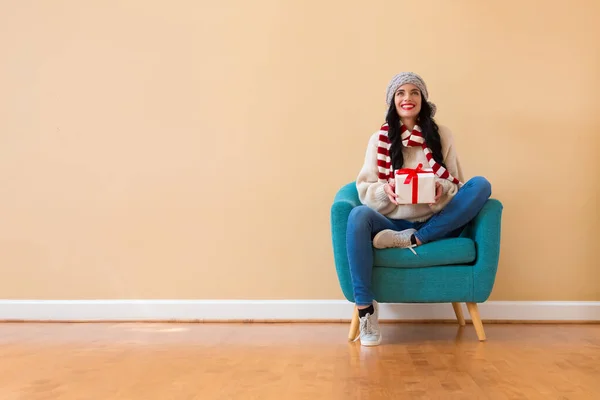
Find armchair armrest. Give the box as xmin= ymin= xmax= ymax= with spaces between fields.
xmin=333 ymin=182 xmax=361 ymax=207
xmin=470 ymin=199 xmax=504 ymax=302
xmin=330 ymin=182 xmax=361 ymax=302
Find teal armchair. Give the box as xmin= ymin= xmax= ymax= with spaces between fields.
xmin=330 ymin=182 xmax=503 ymax=341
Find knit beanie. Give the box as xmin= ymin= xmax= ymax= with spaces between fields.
xmin=385 ymin=72 xmax=437 ymax=117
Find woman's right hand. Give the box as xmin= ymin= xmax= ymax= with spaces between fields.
xmin=384 ymin=182 xmax=399 ymax=205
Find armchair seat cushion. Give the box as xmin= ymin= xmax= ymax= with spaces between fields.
xmin=373 ymin=237 xmax=476 ymax=268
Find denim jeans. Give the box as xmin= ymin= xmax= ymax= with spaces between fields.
xmin=346 ymin=176 xmax=492 ymax=306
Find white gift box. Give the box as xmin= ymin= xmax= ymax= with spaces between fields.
xmin=394 ymin=165 xmax=436 ymax=204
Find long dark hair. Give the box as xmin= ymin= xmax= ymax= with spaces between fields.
xmin=386 ymin=98 xmax=446 ymax=171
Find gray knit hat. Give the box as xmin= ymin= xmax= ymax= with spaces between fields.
xmin=385 ymin=72 xmax=437 ymax=117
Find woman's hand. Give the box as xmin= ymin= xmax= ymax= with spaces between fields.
xmin=429 ymin=182 xmax=443 ymax=205
xmin=384 ymin=182 xmax=399 ymax=205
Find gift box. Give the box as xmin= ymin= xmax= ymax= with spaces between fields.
xmin=394 ymin=163 xmax=436 ymax=204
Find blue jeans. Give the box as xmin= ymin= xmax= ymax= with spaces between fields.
xmin=346 ymin=176 xmax=492 ymax=306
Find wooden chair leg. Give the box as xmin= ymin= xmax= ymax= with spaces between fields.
xmin=348 ymin=306 xmax=359 ymax=342
xmin=452 ymin=302 xmax=466 ymax=326
xmin=466 ymin=302 xmax=486 ymax=341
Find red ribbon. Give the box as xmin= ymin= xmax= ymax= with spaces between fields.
xmin=396 ymin=163 xmax=426 ymax=204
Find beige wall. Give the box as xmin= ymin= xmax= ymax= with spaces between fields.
xmin=1 ymin=0 xmax=598 ymax=301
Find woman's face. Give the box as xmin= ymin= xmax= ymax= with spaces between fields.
xmin=394 ymin=83 xmax=422 ymax=121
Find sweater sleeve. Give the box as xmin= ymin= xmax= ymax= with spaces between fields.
xmin=429 ymin=126 xmax=465 ymax=212
xmin=355 ymin=133 xmax=397 ymax=215
xmin=439 ymin=125 xmax=465 ymax=183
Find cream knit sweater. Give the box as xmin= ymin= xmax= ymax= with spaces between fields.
xmin=356 ymin=125 xmax=465 ymax=222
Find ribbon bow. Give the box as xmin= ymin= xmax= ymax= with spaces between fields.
xmin=396 ymin=163 xmax=426 ymax=184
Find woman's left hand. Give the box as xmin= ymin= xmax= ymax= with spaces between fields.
xmin=430 ymin=182 xmax=443 ymax=205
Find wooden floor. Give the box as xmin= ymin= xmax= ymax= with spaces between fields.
xmin=0 ymin=322 xmax=599 ymax=399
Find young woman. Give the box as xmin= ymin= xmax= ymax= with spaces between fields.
xmin=348 ymin=72 xmax=491 ymax=346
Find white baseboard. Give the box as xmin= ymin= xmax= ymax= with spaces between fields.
xmin=0 ymin=300 xmax=599 ymax=322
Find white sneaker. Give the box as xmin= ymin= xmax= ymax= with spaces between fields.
xmin=355 ymin=301 xmax=381 ymax=346
xmin=373 ymin=228 xmax=418 ymax=254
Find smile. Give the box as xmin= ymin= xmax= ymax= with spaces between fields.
xmin=401 ymin=104 xmax=415 ymax=110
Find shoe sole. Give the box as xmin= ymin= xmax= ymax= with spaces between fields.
xmin=360 ymin=336 xmax=382 ymax=346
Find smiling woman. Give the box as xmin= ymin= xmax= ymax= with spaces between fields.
xmin=347 ymin=72 xmax=493 ymax=346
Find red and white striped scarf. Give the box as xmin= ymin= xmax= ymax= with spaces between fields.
xmin=376 ymin=123 xmax=461 ymax=185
